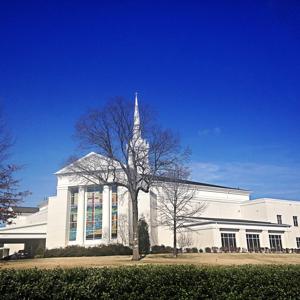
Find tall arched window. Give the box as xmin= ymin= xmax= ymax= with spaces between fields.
xmin=86 ymin=185 xmax=103 ymax=240
xmin=111 ymin=185 xmax=118 ymax=239
xmin=69 ymin=187 xmax=78 ymax=241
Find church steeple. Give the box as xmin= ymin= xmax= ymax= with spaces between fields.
xmin=133 ymin=92 xmax=141 ymax=140
xmin=128 ymin=93 xmax=149 ymax=169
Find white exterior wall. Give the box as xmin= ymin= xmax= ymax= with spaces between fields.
xmin=46 ymin=190 xmax=69 ymax=249
xmin=1 ymin=162 xmax=300 ymax=252
xmin=242 ymin=199 xmax=300 ymax=248
xmin=4 ymin=243 xmax=24 ymax=254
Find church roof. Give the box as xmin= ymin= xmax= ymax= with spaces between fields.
xmin=11 ymin=206 xmax=39 ymax=214
xmin=55 ymin=152 xmax=121 ymax=175
xmin=184 ymin=216 xmax=290 ymax=228
xmin=154 ymin=176 xmax=248 ymax=191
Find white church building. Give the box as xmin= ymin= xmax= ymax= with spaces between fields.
xmin=1 ymin=97 xmax=300 ymax=255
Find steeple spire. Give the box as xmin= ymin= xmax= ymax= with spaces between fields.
xmin=128 ymin=92 xmax=149 ymax=169
xmin=133 ymin=92 xmax=141 ymax=139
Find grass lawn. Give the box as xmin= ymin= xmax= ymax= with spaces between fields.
xmin=1 ymin=253 xmax=300 ymax=269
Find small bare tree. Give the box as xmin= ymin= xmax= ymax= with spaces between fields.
xmin=156 ymin=164 xmax=206 ymax=257
xmin=177 ymin=232 xmax=193 ymax=249
xmin=118 ymin=214 xmax=129 ymax=245
xmin=65 ymin=96 xmax=181 ymax=260
xmin=0 ymin=111 xmax=29 ymax=223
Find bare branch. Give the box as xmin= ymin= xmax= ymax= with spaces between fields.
xmin=156 ymin=163 xmax=206 ymax=256
xmin=67 ymin=97 xmax=183 ymax=260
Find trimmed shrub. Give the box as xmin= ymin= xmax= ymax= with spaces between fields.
xmin=151 ymin=245 xmax=173 ymax=254
xmin=138 ymin=219 xmax=150 ymax=255
xmin=212 ymin=247 xmax=219 ymax=253
xmin=44 ymin=244 xmax=132 ymax=258
xmin=0 ymin=265 xmax=300 ymax=299
xmin=205 ymin=247 xmax=211 ymax=253
xmin=185 ymin=248 xmax=198 ymax=253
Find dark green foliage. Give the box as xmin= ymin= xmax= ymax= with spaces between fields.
xmin=185 ymin=248 xmax=198 ymax=253
xmin=151 ymin=245 xmax=173 ymax=254
xmin=138 ymin=219 xmax=150 ymax=255
xmin=0 ymin=265 xmax=300 ymax=299
xmin=44 ymin=244 xmax=132 ymax=258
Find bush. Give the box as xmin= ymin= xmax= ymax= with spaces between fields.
xmin=44 ymin=244 xmax=132 ymax=258
xmin=0 ymin=265 xmax=300 ymax=299
xmin=185 ymin=247 xmax=198 ymax=253
xmin=138 ymin=219 xmax=150 ymax=255
xmin=205 ymin=247 xmax=211 ymax=253
xmin=212 ymin=247 xmax=219 ymax=253
xmin=151 ymin=245 xmax=173 ymax=254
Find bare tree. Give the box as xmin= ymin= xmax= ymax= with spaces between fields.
xmin=177 ymin=232 xmax=193 ymax=249
xmin=156 ymin=164 xmax=206 ymax=257
xmin=0 ymin=111 xmax=29 ymax=223
xmin=66 ymin=96 xmax=181 ymax=260
xmin=118 ymin=214 xmax=129 ymax=245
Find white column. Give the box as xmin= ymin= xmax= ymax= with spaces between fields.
xmin=76 ymin=186 xmax=85 ymax=245
xmin=102 ymin=185 xmax=111 ymax=243
xmin=213 ymin=226 xmax=221 ymax=248
xmin=238 ymin=229 xmax=247 ymax=250
xmin=261 ymin=230 xmax=269 ymax=248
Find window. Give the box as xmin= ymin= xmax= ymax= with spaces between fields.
xmin=246 ymin=234 xmax=260 ymax=251
xmin=296 ymin=238 xmax=300 ymax=248
xmin=277 ymin=215 xmax=282 ymax=224
xmin=86 ymin=186 xmax=103 ymax=240
xmin=111 ymin=185 xmax=118 ymax=239
xmin=269 ymin=235 xmax=283 ymax=251
xmin=69 ymin=187 xmax=78 ymax=241
xmin=293 ymin=216 xmax=298 ymax=227
xmin=221 ymin=233 xmax=236 ymax=251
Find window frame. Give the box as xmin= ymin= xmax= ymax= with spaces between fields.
xmin=221 ymin=233 xmax=237 ymax=251
xmin=269 ymin=234 xmax=283 ymax=251
xmin=111 ymin=185 xmax=118 ymax=239
xmin=69 ymin=187 xmax=79 ymax=242
xmin=246 ymin=234 xmax=261 ymax=252
xmin=277 ymin=215 xmax=282 ymax=225
xmin=293 ymin=216 xmax=298 ymax=227
xmin=85 ymin=185 xmax=103 ymax=241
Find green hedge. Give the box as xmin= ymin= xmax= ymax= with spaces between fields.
xmin=44 ymin=244 xmax=132 ymax=257
xmin=0 ymin=265 xmax=300 ymax=299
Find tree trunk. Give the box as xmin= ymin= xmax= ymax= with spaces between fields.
xmin=173 ymin=219 xmax=177 ymax=257
xmin=173 ymin=226 xmax=177 ymax=257
xmin=131 ymin=194 xmax=140 ymax=261
xmin=173 ymin=205 xmax=177 ymax=257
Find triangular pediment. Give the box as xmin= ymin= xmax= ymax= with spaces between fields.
xmin=55 ymin=152 xmax=122 ymax=175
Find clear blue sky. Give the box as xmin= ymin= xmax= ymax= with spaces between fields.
xmin=1 ymin=1 xmax=299 ymax=206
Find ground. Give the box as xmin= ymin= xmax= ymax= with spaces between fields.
xmin=1 ymin=253 xmax=300 ymax=269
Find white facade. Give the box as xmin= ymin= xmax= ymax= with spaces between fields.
xmin=1 ymin=97 xmax=300 ymax=254
xmin=1 ymin=174 xmax=300 ymax=254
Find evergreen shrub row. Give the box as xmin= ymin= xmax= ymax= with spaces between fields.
xmin=1 ymin=265 xmax=300 ymax=299
xmin=43 ymin=244 xmax=132 ymax=257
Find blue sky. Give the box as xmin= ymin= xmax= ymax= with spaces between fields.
xmin=0 ymin=1 xmax=299 ymax=206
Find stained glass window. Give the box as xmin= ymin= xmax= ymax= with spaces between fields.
xmin=111 ymin=185 xmax=118 ymax=239
xmin=86 ymin=185 xmax=103 ymax=240
xmin=69 ymin=187 xmax=78 ymax=241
